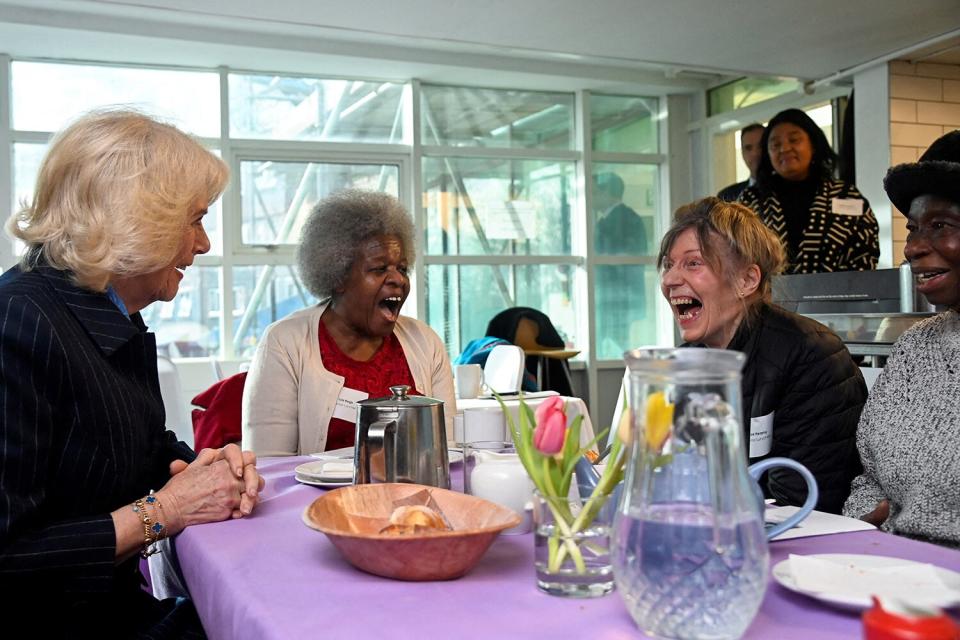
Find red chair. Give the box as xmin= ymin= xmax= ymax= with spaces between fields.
xmin=191 ymin=372 xmax=247 ymax=451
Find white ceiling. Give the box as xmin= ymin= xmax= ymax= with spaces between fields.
xmin=1 ymin=0 xmax=959 ymax=92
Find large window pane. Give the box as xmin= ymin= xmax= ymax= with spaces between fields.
xmin=595 ymin=264 xmax=657 ymax=360
xmin=12 ymin=143 xmax=46 ymax=214
xmin=202 ymin=198 xmax=224 ymax=258
xmin=423 ymin=158 xmax=575 ymax=256
xmin=426 ymin=264 xmax=578 ymax=359
xmin=230 ymin=74 xmax=404 ymax=142
xmin=232 ymin=266 xmax=318 ymax=357
xmin=239 ymin=161 xmax=399 ymax=245
xmin=708 ymin=77 xmax=802 ymax=117
xmin=141 ymin=267 xmax=221 ymax=358
xmin=592 ymin=163 xmax=658 ymax=255
xmin=12 ymin=62 xmax=219 ymax=136
xmin=591 ymin=95 xmax=658 ymax=154
xmin=421 ymin=85 xmax=573 ymax=150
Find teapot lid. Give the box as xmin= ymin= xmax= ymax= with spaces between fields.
xmin=358 ymin=384 xmax=443 ymax=408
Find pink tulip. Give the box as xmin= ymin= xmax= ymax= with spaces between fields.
xmin=533 ymin=396 xmax=567 ymax=455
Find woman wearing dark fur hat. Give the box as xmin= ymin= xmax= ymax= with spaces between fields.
xmin=739 ymin=108 xmax=879 ymax=274
xmin=843 ymin=129 xmax=960 ymax=547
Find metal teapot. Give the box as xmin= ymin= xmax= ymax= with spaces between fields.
xmin=353 ymin=385 xmax=449 ymax=488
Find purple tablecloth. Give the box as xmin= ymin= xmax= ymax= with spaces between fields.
xmin=175 ymin=457 xmax=960 ymax=640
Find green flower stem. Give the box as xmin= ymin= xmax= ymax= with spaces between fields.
xmin=550 ymin=445 xmax=626 ymax=573
xmin=540 ymin=460 xmax=585 ymax=573
xmin=570 ymin=451 xmax=623 ymax=534
xmin=543 ymin=496 xmax=586 ymax=574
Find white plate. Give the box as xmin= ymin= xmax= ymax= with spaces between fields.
xmin=295 ymin=473 xmax=351 ymax=488
xmin=295 ymin=460 xmax=353 ymax=482
xmin=772 ymin=554 xmax=960 ymax=611
xmin=309 ymin=447 xmax=464 ymax=464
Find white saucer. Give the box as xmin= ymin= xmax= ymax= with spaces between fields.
xmin=295 ymin=460 xmax=353 ymax=482
xmin=295 ymin=473 xmax=351 ymax=488
xmin=772 ymin=553 xmax=960 ymax=611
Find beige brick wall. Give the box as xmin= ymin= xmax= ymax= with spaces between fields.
xmin=889 ymin=61 xmax=960 ymax=261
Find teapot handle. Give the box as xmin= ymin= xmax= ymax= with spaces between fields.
xmin=358 ymin=419 xmax=397 ymax=483
xmin=748 ymin=457 xmax=819 ymax=541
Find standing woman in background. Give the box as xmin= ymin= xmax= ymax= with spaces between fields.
xmin=739 ymin=108 xmax=879 ymax=274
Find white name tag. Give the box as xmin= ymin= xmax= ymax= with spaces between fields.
xmin=831 ymin=197 xmax=863 ymax=216
xmin=749 ymin=412 xmax=774 ymax=458
xmin=332 ymin=386 xmax=369 ymax=423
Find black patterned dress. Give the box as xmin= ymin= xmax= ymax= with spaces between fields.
xmin=739 ymin=178 xmax=880 ymax=274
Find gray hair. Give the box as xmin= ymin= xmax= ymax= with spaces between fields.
xmin=297 ymin=189 xmax=416 ymax=300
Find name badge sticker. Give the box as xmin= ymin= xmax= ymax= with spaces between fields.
xmin=831 ymin=197 xmax=863 ymax=216
xmin=749 ymin=412 xmax=774 ymax=458
xmin=332 ymin=386 xmax=369 ymax=423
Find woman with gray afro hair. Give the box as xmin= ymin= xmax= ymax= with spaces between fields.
xmin=297 ymin=190 xmax=416 ymax=300
xmin=242 ymin=189 xmax=456 ymax=456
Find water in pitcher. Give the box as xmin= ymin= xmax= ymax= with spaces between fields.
xmin=614 ymin=502 xmax=768 ymax=639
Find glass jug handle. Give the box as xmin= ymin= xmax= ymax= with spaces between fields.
xmin=747 ymin=457 xmax=819 ymax=540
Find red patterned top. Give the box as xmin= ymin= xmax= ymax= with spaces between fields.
xmin=317 ymin=319 xmax=420 ymax=451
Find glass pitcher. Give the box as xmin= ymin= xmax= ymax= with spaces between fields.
xmin=612 ymin=348 xmax=768 ymax=640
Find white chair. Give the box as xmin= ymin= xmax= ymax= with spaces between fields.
xmin=156 ymin=355 xmax=194 ymax=448
xmin=482 ymin=344 xmax=526 ymax=395
xmin=211 ymin=359 xmax=250 ymax=380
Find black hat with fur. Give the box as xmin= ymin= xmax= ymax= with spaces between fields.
xmin=884 ymin=129 xmax=960 ymax=214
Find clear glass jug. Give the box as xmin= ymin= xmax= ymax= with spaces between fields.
xmin=612 ymin=348 xmax=768 ymax=640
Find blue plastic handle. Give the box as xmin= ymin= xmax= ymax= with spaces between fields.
xmin=748 ymin=457 xmax=819 ymax=540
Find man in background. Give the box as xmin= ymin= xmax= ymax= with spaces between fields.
xmin=718 ymin=123 xmax=764 ymax=202
xmin=593 ymin=172 xmax=646 ymax=357
xmin=594 ymin=172 xmax=645 ymax=254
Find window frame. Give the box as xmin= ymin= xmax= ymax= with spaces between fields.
xmin=0 ymin=55 xmax=673 ymax=426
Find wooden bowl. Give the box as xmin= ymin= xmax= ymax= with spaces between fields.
xmin=302 ymin=483 xmax=521 ymax=581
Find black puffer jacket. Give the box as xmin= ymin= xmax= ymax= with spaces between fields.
xmin=726 ymin=303 xmax=866 ymax=514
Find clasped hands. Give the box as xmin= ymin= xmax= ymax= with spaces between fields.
xmin=155 ymin=443 xmax=264 ymax=536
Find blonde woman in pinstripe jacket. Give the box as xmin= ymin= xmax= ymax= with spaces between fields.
xmin=0 ymin=110 xmax=263 ymax=638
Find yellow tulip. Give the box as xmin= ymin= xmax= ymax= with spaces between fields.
xmin=644 ymin=391 xmax=674 ymax=451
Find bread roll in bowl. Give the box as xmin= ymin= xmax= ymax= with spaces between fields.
xmin=379 ymin=505 xmax=451 ymax=535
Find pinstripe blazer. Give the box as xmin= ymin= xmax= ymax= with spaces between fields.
xmin=739 ymin=179 xmax=880 ymax=274
xmin=0 ymin=263 xmax=194 ymax=624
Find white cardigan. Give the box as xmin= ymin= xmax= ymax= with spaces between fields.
xmin=241 ymin=303 xmax=456 ymax=456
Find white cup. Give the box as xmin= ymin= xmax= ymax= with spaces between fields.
xmin=462 ymin=406 xmax=506 ymax=443
xmin=455 ymin=364 xmax=484 ymax=399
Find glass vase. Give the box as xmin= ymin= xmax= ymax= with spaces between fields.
xmin=532 ymin=490 xmax=615 ymax=598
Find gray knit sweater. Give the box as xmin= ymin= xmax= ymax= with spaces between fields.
xmin=843 ymin=310 xmax=960 ymax=547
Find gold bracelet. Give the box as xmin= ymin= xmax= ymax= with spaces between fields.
xmin=149 ymin=493 xmax=168 ymax=541
xmin=132 ymin=494 xmax=166 ymax=558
